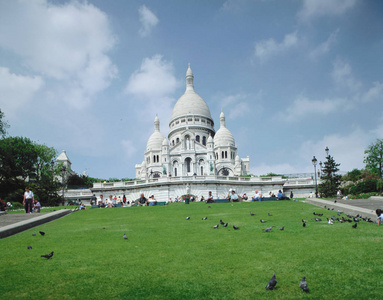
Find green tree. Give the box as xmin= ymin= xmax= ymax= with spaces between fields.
xmin=364 ymin=139 xmax=383 ymax=179
xmin=0 ymin=109 xmax=9 ymax=137
xmin=319 ymin=153 xmax=342 ymax=197
xmin=0 ymin=136 xmax=61 ymax=205
xmin=342 ymin=168 xmax=362 ymax=182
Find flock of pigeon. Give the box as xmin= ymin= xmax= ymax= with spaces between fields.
xmin=27 ymin=231 xmax=54 ymax=259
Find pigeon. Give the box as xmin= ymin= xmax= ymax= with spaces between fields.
xmin=263 ymin=226 xmax=273 ymax=232
xmin=260 ymin=219 xmax=266 ymax=223
xmin=186 ymin=217 xmax=190 ymax=220
xmin=303 ymin=222 xmax=306 ymax=227
xmin=328 ymin=219 xmax=333 ymax=225
xmin=315 ymin=218 xmax=322 ymax=222
xmin=250 ymin=212 xmax=255 ymax=216
xmin=265 ymin=273 xmax=277 ymax=290
xmin=123 ymin=233 xmax=128 ymax=240
xmin=213 ymin=224 xmax=219 ymax=229
xmin=223 ymin=222 xmax=228 ymax=227
xmin=302 ymin=219 xmax=307 ymax=223
xmin=313 ymin=212 xmax=317 ymax=215
xmin=352 ymin=223 xmax=357 ymax=229
xmin=27 ymin=245 xmax=32 ymax=250
xmin=353 ymin=217 xmax=359 ymax=222
xmin=220 ymin=219 xmax=225 ymax=225
xmin=334 ymin=200 xmax=337 ymax=203
xmin=279 ymin=226 xmax=284 ymax=231
xmin=299 ymin=276 xmax=309 ymax=293
xmin=202 ymin=217 xmax=207 ymax=220
xmin=39 ymin=231 xmax=45 ymax=236
xmin=32 ymin=233 xmax=36 ymax=236
xmin=41 ymin=251 xmax=54 ymax=259
xmin=233 ymin=225 xmax=239 ymax=230
xmin=268 ymin=213 xmax=272 ymax=217
xmin=317 ymin=213 xmax=323 ymax=216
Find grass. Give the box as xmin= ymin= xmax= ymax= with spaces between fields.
xmin=1 ymin=201 xmax=383 ymax=299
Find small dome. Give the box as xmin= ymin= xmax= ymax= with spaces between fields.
xmin=146 ymin=115 xmax=165 ymax=151
xmin=162 ymin=138 xmax=168 ymax=146
xmin=207 ymin=134 xmax=213 ymax=143
xmin=214 ymin=111 xmax=235 ymax=147
xmin=235 ymin=155 xmax=240 ymax=162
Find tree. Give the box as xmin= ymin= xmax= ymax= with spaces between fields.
xmin=0 ymin=136 xmax=61 ymax=205
xmin=342 ymin=168 xmax=362 ymax=182
xmin=364 ymin=139 xmax=383 ymax=179
xmin=0 ymin=109 xmax=9 ymax=137
xmin=319 ymin=153 xmax=342 ymax=197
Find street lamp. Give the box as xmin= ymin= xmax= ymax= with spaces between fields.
xmin=325 ymin=146 xmax=329 ymax=156
xmin=312 ymin=156 xmax=318 ymax=197
xmin=61 ymin=166 xmax=66 ymax=204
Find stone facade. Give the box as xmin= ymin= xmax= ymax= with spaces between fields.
xmin=135 ymin=65 xmax=249 ymax=180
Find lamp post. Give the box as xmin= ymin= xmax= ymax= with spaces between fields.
xmin=325 ymin=146 xmax=329 ymax=156
xmin=61 ymin=166 xmax=66 ymax=205
xmin=312 ymin=156 xmax=318 ymax=197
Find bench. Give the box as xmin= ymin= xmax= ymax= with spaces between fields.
xmin=214 ymin=199 xmax=230 ymax=203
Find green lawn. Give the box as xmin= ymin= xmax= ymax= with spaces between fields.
xmin=1 ymin=201 xmax=382 ymax=299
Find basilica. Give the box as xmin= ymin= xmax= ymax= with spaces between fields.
xmin=135 ymin=65 xmax=250 ymax=180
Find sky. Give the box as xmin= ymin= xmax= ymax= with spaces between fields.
xmin=0 ymin=0 xmax=382 ymax=179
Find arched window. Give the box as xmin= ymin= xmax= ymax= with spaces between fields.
xmin=201 ymin=166 xmax=203 ymax=175
xmin=185 ymin=158 xmax=191 ymax=173
xmin=196 ymin=135 xmax=200 ymax=143
xmin=176 ymin=137 xmax=180 ymax=144
xmin=202 ymin=136 xmax=206 ymax=146
xmin=153 ymin=155 xmax=156 ymax=163
xmin=222 ymin=151 xmax=224 ymax=159
xmin=174 ymin=168 xmax=177 ymax=177
xmin=157 ymin=155 xmax=159 ymax=162
xmin=225 ymin=151 xmax=228 ymax=159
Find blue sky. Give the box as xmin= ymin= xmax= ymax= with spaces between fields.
xmin=1 ymin=0 xmax=382 ymax=179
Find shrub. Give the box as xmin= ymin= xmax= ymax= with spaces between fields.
xmin=349 ymin=179 xmax=377 ymax=194
xmin=10 ymin=202 xmax=24 ymax=210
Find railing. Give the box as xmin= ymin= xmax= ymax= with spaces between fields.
xmin=91 ymin=175 xmax=316 ymax=189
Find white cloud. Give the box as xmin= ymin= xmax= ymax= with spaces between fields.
xmin=309 ymin=29 xmax=339 ymax=59
xmin=299 ymin=128 xmax=368 ymax=172
xmin=254 ymin=31 xmax=298 ymax=63
xmin=362 ymin=81 xmax=383 ymax=103
xmin=0 ymin=0 xmax=117 ymax=110
xmin=138 ymin=5 xmax=159 ymax=37
xmin=220 ymin=94 xmax=250 ymax=119
xmin=298 ymin=0 xmax=357 ymax=21
xmin=331 ymin=58 xmax=361 ymax=92
xmin=0 ymin=67 xmax=44 ymax=116
xmin=282 ymin=95 xmax=349 ymax=122
xmin=125 ymin=55 xmax=180 ymax=129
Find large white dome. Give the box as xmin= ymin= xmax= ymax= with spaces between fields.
xmin=171 ymin=65 xmax=212 ymax=121
xmin=214 ymin=111 xmax=235 ymax=147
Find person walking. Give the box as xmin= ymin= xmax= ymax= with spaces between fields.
xmin=23 ymin=187 xmax=34 ymax=214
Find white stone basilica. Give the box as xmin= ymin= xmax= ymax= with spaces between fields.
xmin=135 ymin=65 xmax=249 ymax=180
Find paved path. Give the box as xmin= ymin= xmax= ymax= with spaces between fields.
xmin=304 ymin=197 xmax=383 ymax=220
xmin=0 ymin=210 xmax=72 ymax=238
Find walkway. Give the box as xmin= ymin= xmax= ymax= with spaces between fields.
xmin=304 ymin=197 xmax=383 ymax=220
xmin=0 ymin=209 xmax=72 ymax=238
